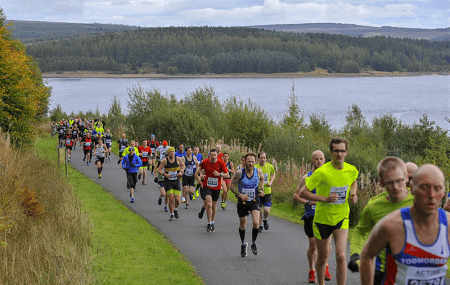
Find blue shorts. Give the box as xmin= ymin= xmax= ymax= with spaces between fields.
xmin=158 ymin=181 xmax=165 ymax=188
xmin=259 ymin=193 xmax=272 ymax=207
xmin=106 ymin=143 xmax=111 ymax=148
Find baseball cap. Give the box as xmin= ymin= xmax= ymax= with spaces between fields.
xmin=162 ymin=140 xmax=168 ymax=146
xmin=167 ymin=147 xmax=175 ymax=153
xmin=151 ymin=134 xmax=155 ymax=138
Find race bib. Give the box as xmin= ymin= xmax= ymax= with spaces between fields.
xmin=66 ymin=139 xmax=71 ymax=145
xmin=207 ymin=177 xmax=218 ymax=187
xmin=84 ymin=142 xmax=91 ymax=147
xmin=185 ymin=165 xmax=194 ymax=176
xmin=312 ymin=204 xmax=316 ymax=210
xmin=406 ymin=275 xmax=445 ymax=285
xmin=105 ymin=139 xmax=111 ymax=144
xmin=329 ymin=186 xmax=348 ymax=204
xmin=120 ymin=145 xmax=126 ymax=151
xmin=142 ymin=152 xmax=148 ymax=157
xmin=264 ymin=173 xmax=269 ymax=184
xmin=168 ymin=171 xmax=178 ymax=180
xmin=242 ymin=188 xmax=255 ymax=201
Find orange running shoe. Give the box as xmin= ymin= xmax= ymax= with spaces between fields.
xmin=325 ymin=265 xmax=332 ymax=281
xmin=308 ymin=269 xmax=316 ymax=283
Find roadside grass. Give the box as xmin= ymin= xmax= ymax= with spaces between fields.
xmin=36 ymin=134 xmax=203 ymax=285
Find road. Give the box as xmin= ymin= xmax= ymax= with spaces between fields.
xmin=69 ymin=146 xmax=361 ymax=285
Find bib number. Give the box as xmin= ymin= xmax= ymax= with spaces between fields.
xmin=407 ymin=276 xmax=445 ymax=285
xmin=84 ymin=142 xmax=91 ymax=147
xmin=207 ymin=177 xmax=218 ymax=187
xmin=168 ymin=171 xmax=178 ymax=180
xmin=329 ymin=186 xmax=348 ymax=204
xmin=242 ymin=188 xmax=255 ymax=201
xmin=142 ymin=152 xmax=148 ymax=157
xmin=66 ymin=139 xmax=71 ymax=145
xmin=120 ymin=145 xmax=126 ymax=151
xmin=264 ymin=173 xmax=269 ymax=184
xmin=105 ymin=139 xmax=111 ymax=144
xmin=185 ymin=165 xmax=194 ymax=176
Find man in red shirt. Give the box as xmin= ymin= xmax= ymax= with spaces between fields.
xmin=138 ymin=140 xmax=152 ymax=185
xmin=195 ymin=148 xmax=230 ymax=233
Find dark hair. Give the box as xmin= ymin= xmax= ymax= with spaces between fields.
xmin=210 ymin=148 xmax=218 ymax=154
xmin=258 ymin=151 xmax=267 ymax=158
xmin=329 ymin=137 xmax=348 ymax=151
xmin=185 ymin=146 xmax=191 ymax=151
xmin=223 ymin=152 xmax=229 ymax=156
xmin=178 ymin=142 xmax=184 ymax=147
xmin=244 ymin=152 xmax=257 ymax=161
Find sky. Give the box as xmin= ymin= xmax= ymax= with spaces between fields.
xmin=1 ymin=0 xmax=448 ymax=29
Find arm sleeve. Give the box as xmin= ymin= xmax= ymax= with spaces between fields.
xmin=350 ymin=205 xmax=373 ymax=255
xmin=136 ymin=156 xmax=142 ymax=168
xmin=305 ymin=169 xmax=324 ymax=192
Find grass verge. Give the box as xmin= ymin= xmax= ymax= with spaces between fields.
xmin=36 ymin=134 xmax=203 ymax=284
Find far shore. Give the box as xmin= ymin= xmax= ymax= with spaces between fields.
xmin=42 ymin=70 xmax=450 ymax=78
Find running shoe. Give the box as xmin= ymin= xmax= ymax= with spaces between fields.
xmin=87 ymin=162 xmax=89 ymax=166
xmin=198 ymin=207 xmax=205 ymax=219
xmin=158 ymin=197 xmax=162 ymax=205
xmin=251 ymin=243 xmax=259 ymax=255
xmin=263 ymin=219 xmax=269 ymax=231
xmin=221 ymin=201 xmax=227 ymax=210
xmin=308 ymin=270 xmax=316 ymax=283
xmin=142 ymin=181 xmax=146 ymax=185
xmin=241 ymin=242 xmax=248 ymax=257
xmin=117 ymin=160 xmax=120 ymax=164
xmin=108 ymin=157 xmax=111 ymax=161
xmin=130 ymin=197 xmax=134 ymax=203
xmin=192 ymin=195 xmax=196 ymax=201
xmin=195 ymin=189 xmax=199 ymax=197
xmin=325 ymin=265 xmax=332 ymax=281
xmin=185 ymin=204 xmax=189 ymax=209
xmin=258 ymin=225 xmax=264 ymax=233
xmin=138 ymin=173 xmax=142 ymax=180
xmin=211 ymin=223 xmax=215 ymax=233
xmin=206 ymin=224 xmax=212 ymax=233
xmin=151 ymin=171 xmax=154 ymax=175
xmin=83 ymin=157 xmax=86 ymax=162
xmin=169 ymin=214 xmax=174 ymax=221
xmin=174 ymin=210 xmax=179 ymax=219
xmin=181 ymin=197 xmax=186 ymax=203
xmin=189 ymin=193 xmax=193 ymax=200
xmin=164 ymin=206 xmax=168 ymax=212
xmin=98 ymin=174 xmax=102 ymax=178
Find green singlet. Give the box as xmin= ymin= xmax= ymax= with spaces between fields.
xmin=255 ymin=162 xmax=275 ymax=195
xmin=350 ymin=191 xmax=414 ymax=272
xmin=305 ymin=161 xmax=358 ymax=226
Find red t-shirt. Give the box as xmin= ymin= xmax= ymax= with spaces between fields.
xmin=83 ymin=137 xmax=92 ymax=150
xmin=138 ymin=146 xmax=152 ymax=162
xmin=217 ymin=152 xmax=224 ymax=161
xmin=149 ymin=140 xmax=160 ymax=150
xmin=200 ymin=158 xmax=228 ymax=190
xmin=65 ymin=135 xmax=73 ymax=146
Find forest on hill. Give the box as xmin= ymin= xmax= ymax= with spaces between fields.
xmin=5 ymin=20 xmax=139 ymax=43
xmin=25 ymin=26 xmax=450 ymax=75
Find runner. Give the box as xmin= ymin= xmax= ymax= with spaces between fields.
xmin=104 ymin=129 xmax=113 ymax=162
xmin=155 ymin=160 xmax=168 ymax=212
xmin=195 ymin=148 xmax=229 ymax=232
xmin=255 ymin=151 xmax=276 ymax=233
xmin=122 ymin=147 xmax=142 ymax=203
xmin=148 ymin=134 xmax=159 ymax=175
xmin=229 ymin=152 xmax=265 ymax=256
xmin=81 ymin=132 xmax=93 ymax=166
xmin=193 ymin=146 xmax=203 ymax=198
xmin=360 ymin=164 xmax=449 ymax=285
xmin=237 ymin=155 xmax=245 ymax=170
xmin=95 ymin=138 xmax=107 ymax=178
xmin=158 ymin=147 xmax=185 ymax=221
xmin=175 ymin=143 xmax=186 ymax=158
xmin=71 ymin=125 xmax=78 ymax=150
xmin=117 ymin=134 xmax=129 ymax=165
xmin=405 ymin=162 xmax=418 ymax=190
xmin=138 ymin=140 xmax=152 ymax=185
xmin=155 ymin=140 xmax=170 ymax=161
xmin=299 ymin=137 xmax=359 ymax=285
xmin=220 ymin=152 xmax=235 ymax=210
xmin=182 ymin=146 xmax=199 ymax=208
xmin=57 ymin=122 xmax=67 ymax=148
xmin=64 ymin=129 xmax=74 ymax=162
xmin=348 ymin=156 xmax=414 ymax=285
xmin=293 ymin=150 xmax=332 ymax=283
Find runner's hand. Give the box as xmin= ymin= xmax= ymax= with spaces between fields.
xmin=349 ymin=193 xmax=358 ymax=204
xmin=347 ymin=253 xmax=360 ymax=272
xmin=326 ymin=192 xmax=339 ymax=203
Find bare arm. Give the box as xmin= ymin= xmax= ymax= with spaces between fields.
xmin=257 ymin=169 xmax=265 ymax=197
xmin=444 ymin=199 xmax=450 ymax=212
xmin=349 ymin=180 xmax=358 ymax=204
xmin=194 ymin=165 xmax=203 ymax=184
xmin=158 ymin=159 xmax=167 ymax=175
xmin=267 ymin=170 xmax=276 ymax=188
xmin=177 ymin=157 xmax=185 ymax=176
xmin=360 ymin=217 xmax=392 ymax=285
xmin=293 ymin=175 xmax=313 ymax=205
xmin=230 ymin=169 xmax=246 ymax=200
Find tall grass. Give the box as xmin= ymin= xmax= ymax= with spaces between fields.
xmin=0 ymin=131 xmax=92 ymax=284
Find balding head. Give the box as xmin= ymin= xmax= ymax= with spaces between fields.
xmin=411 ymin=164 xmax=445 ymax=213
xmin=406 ymin=162 xmax=418 ymax=188
xmin=412 ymin=164 xmax=445 ymax=188
xmin=311 ymin=150 xmax=325 ymax=170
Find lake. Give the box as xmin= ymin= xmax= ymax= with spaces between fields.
xmin=45 ymin=75 xmax=450 ymax=130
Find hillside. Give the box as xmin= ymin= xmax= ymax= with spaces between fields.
xmin=5 ymin=20 xmax=139 ymax=43
xmin=249 ymin=23 xmax=450 ymax=42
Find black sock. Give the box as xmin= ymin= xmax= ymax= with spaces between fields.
xmin=252 ymin=227 xmax=259 ymax=244
xmin=100 ymin=167 xmax=103 ymax=173
xmin=239 ymin=228 xmax=245 ymax=244
xmin=196 ymin=184 xmax=201 ymax=190
xmin=98 ymin=168 xmax=101 ymax=174
xmin=151 ymin=165 xmax=155 ymax=172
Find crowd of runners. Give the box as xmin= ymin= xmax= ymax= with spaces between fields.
xmin=55 ymin=117 xmax=449 ymax=285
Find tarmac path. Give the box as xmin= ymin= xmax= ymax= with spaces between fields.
xmin=69 ymin=146 xmax=362 ymax=285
